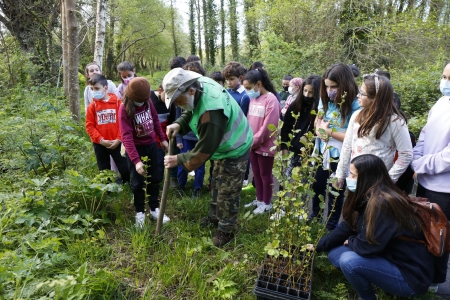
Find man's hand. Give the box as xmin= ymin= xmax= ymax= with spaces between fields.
xmin=166 ymin=123 xmax=181 ymax=139
xmin=164 ymin=155 xmax=178 ymax=169
xmin=305 ymin=244 xmax=315 ymax=251
xmin=161 ymin=140 xmax=169 ymax=152
xmin=100 ymin=139 xmax=113 ymax=147
xmin=108 ymin=139 xmax=121 ymax=150
xmin=177 ymin=143 xmax=184 ymax=150
xmin=136 ymin=161 xmax=146 ymax=176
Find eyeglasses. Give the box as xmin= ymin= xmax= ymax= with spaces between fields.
xmin=363 ymin=73 xmax=379 ymax=93
xmin=358 ymin=91 xmax=368 ymax=97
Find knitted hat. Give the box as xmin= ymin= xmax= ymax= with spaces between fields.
xmin=162 ymin=68 xmax=202 ymax=108
xmin=290 ymin=77 xmax=303 ymax=87
xmin=123 ymin=77 xmax=150 ymax=103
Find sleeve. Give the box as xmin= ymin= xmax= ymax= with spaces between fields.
xmin=107 ymin=80 xmax=119 ymax=98
xmin=252 ymin=96 xmax=280 ymax=150
xmin=117 ymin=83 xmax=124 ymax=99
xmin=316 ymin=221 xmax=356 ymax=252
xmin=149 ymin=101 xmax=166 ymax=143
xmin=336 ymin=113 xmax=357 ymax=179
xmin=388 ymin=118 xmax=413 ymax=182
xmin=174 ymin=111 xmax=194 ymax=136
xmin=177 ymin=110 xmax=227 ymax=171
xmin=347 ymin=210 xmax=399 ymax=257
xmin=240 ymin=94 xmax=250 ymax=116
xmin=85 ymin=102 xmax=103 ymax=144
xmin=175 ymin=106 xmax=183 ymax=144
xmin=411 ymin=143 xmax=450 ymax=175
xmin=84 ymin=86 xmax=91 ymax=114
xmin=119 ymin=105 xmax=140 ymax=165
xmin=280 ymin=105 xmax=295 ymax=151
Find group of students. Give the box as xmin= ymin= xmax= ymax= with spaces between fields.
xmin=83 ymin=56 xmax=450 ymax=299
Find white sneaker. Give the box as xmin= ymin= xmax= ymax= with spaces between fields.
xmin=189 ymin=171 xmax=195 ymax=177
xmin=135 ymin=212 xmax=146 ymax=228
xmin=428 ymin=284 xmax=439 ymax=293
xmin=270 ymin=209 xmax=286 ymax=220
xmin=150 ymin=208 xmax=170 ymax=224
xmin=244 ymin=199 xmax=262 ymax=208
xmin=243 ymin=180 xmax=249 ymax=186
xmin=253 ymin=204 xmax=272 ymax=214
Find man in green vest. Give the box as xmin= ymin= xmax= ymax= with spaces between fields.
xmin=163 ymin=68 xmax=253 ymax=247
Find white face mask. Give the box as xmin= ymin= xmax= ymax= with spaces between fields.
xmin=179 ymin=92 xmax=195 ymax=111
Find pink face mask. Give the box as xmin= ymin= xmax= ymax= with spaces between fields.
xmin=122 ymin=76 xmax=135 ymax=85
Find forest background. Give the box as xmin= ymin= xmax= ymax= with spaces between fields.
xmin=0 ymin=0 xmax=449 ymax=299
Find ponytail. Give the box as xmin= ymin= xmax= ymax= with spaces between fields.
xmin=243 ymin=68 xmax=277 ymax=96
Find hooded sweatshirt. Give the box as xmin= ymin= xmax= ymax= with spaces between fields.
xmin=85 ymin=93 xmax=122 ymax=143
xmin=247 ymin=92 xmax=280 ymax=156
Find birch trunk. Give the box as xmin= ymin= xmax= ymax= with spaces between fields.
xmin=61 ymin=0 xmax=69 ymax=97
xmin=66 ymin=0 xmax=80 ymax=122
xmin=196 ymin=0 xmax=203 ymax=62
xmin=94 ymin=0 xmax=106 ymax=68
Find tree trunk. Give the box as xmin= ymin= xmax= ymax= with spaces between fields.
xmin=0 ymin=23 xmax=15 ymax=87
xmin=229 ymin=0 xmax=239 ymax=59
xmin=170 ymin=0 xmax=178 ymax=56
xmin=61 ymin=0 xmax=69 ymax=97
xmin=94 ymin=0 xmax=107 ymax=68
xmin=220 ymin=0 xmax=225 ymax=65
xmin=106 ymin=0 xmax=115 ymax=79
xmin=189 ymin=0 xmax=196 ymax=55
xmin=65 ymin=0 xmax=80 ymax=122
xmin=196 ymin=0 xmax=203 ymax=62
xmin=202 ymin=0 xmax=209 ymax=63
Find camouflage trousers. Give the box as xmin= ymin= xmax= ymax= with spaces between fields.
xmin=209 ymin=150 xmax=249 ymax=233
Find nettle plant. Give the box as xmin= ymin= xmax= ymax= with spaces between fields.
xmin=262 ymin=109 xmax=342 ymax=289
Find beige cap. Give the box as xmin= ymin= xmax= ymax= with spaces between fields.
xmin=162 ymin=68 xmax=202 ymax=108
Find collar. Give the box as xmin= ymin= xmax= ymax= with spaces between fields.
xmin=194 ymin=82 xmax=203 ymax=106
xmin=236 ymin=85 xmax=245 ymax=93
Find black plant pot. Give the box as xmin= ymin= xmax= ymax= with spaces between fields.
xmin=254 ymin=250 xmax=314 ymax=300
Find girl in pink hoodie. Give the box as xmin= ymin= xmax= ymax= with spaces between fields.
xmin=243 ymin=68 xmax=281 ymax=214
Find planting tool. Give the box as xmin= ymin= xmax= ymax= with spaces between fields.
xmin=155 ymin=138 xmax=173 ymax=235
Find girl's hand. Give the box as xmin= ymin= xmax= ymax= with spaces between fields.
xmin=108 ymin=139 xmax=121 ymax=150
xmin=333 ymin=178 xmax=345 ymax=189
xmin=343 ymin=239 xmax=349 ymax=246
xmin=305 ymin=244 xmax=315 ymax=251
xmin=161 ymin=141 xmax=169 ymax=152
xmin=136 ymin=161 xmax=146 ymax=176
xmin=177 ymin=143 xmax=184 ymax=150
xmin=317 ymin=120 xmax=330 ymax=141
xmin=166 ymin=123 xmax=181 ymax=139
xmin=100 ymin=139 xmax=113 ymax=147
xmin=282 ymin=149 xmax=288 ymax=156
xmin=164 ymin=155 xmax=178 ymax=168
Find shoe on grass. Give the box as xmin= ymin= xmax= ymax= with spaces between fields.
xmin=428 ymin=284 xmax=439 ymax=293
xmin=212 ymin=230 xmax=235 ymax=247
xmin=244 ymin=199 xmax=262 ymax=208
xmin=150 ymin=208 xmax=170 ymax=224
xmin=135 ymin=212 xmax=146 ymax=228
xmin=253 ymin=203 xmax=272 ymax=214
xmin=191 ymin=188 xmax=201 ymax=199
xmin=270 ymin=209 xmax=286 ymax=220
xmin=170 ymin=177 xmax=179 ymax=188
xmin=200 ymin=216 xmax=219 ymax=227
xmin=243 ymin=179 xmax=249 ymax=186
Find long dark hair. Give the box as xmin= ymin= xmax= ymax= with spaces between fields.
xmin=320 ymin=63 xmax=359 ymax=127
xmin=290 ymin=75 xmax=321 ymax=122
xmin=243 ymin=68 xmax=277 ymax=96
xmin=356 ymin=74 xmax=404 ymax=139
xmin=342 ymin=154 xmax=422 ymax=244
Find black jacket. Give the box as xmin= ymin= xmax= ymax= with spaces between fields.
xmin=280 ymin=103 xmax=314 ymax=154
xmin=316 ymin=202 xmax=434 ymax=295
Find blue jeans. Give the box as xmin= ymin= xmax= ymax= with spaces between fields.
xmin=177 ymin=139 xmax=205 ymax=190
xmin=328 ymin=246 xmax=417 ymax=300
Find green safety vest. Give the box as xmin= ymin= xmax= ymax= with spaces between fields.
xmin=189 ymin=77 xmax=253 ymax=160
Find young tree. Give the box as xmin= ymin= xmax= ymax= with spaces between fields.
xmin=170 ymin=0 xmax=179 ymax=56
xmin=196 ymin=0 xmax=203 ymax=62
xmin=189 ymin=0 xmax=197 ymax=55
xmin=220 ymin=0 xmax=225 ymax=65
xmin=202 ymin=0 xmax=210 ymax=63
xmin=206 ymin=0 xmax=218 ymax=65
xmin=94 ymin=0 xmax=107 ymax=68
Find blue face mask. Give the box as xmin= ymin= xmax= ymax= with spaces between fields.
xmin=346 ymin=178 xmax=357 ymax=192
xmin=92 ymin=91 xmax=104 ymax=99
xmin=440 ymin=79 xmax=450 ymax=96
xmin=133 ymin=101 xmax=144 ymax=107
xmin=327 ymin=90 xmax=338 ymax=101
xmin=246 ymin=87 xmax=261 ymax=99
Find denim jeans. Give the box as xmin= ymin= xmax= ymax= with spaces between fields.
xmin=177 ymin=139 xmax=205 ymax=190
xmin=328 ymin=246 xmax=417 ymax=300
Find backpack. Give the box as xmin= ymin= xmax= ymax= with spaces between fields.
xmin=398 ymin=175 xmax=450 ymax=256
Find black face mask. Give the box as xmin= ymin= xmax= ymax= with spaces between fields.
xmin=304 ymin=97 xmax=315 ymax=105
xmin=283 ymin=86 xmax=289 ymax=92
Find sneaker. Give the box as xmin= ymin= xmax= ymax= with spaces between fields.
xmin=428 ymin=284 xmax=439 ymax=293
xmin=212 ymin=230 xmax=235 ymax=247
xmin=200 ymin=216 xmax=219 ymax=227
xmin=253 ymin=204 xmax=272 ymax=214
xmin=270 ymin=209 xmax=286 ymax=220
xmin=189 ymin=171 xmax=195 ymax=177
xmin=244 ymin=199 xmax=262 ymax=208
xmin=243 ymin=179 xmax=249 ymax=186
xmin=192 ymin=188 xmax=201 ymax=199
xmin=135 ymin=212 xmax=145 ymax=228
xmin=150 ymin=208 xmax=170 ymax=224
xmin=170 ymin=177 xmax=179 ymax=188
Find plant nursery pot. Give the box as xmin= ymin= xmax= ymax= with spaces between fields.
xmin=254 ymin=250 xmax=314 ymax=300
